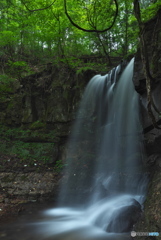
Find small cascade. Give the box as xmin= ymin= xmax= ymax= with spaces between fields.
xmin=34 ymin=58 xmax=148 ymax=240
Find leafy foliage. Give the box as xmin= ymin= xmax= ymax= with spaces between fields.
xmin=0 ymin=0 xmax=160 ymax=68
xmin=140 ymin=0 xmax=161 ymax=21
xmin=0 ymin=1 xmax=125 ymax=65
xmin=0 ymin=74 xmax=15 ymax=101
xmin=7 ymin=60 xmax=33 ymax=78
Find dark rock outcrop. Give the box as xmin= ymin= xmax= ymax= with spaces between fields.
xmin=133 ymin=9 xmax=161 ymax=134
xmin=133 ymin=9 xmax=161 ymax=236
xmin=106 ymin=199 xmax=142 ymax=233
xmin=1 ymin=66 xmax=96 ymax=127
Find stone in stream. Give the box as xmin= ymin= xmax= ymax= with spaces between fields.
xmin=106 ymin=198 xmax=142 ymax=233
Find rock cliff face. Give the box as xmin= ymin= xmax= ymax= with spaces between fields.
xmin=0 ymin=64 xmax=96 ymax=159
xmin=133 ymin=9 xmax=161 ymax=236
xmin=0 ymin=64 xmax=97 ymax=203
xmin=1 ymin=65 xmax=96 ymax=126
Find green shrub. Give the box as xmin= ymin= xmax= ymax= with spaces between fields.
xmin=7 ymin=60 xmax=33 ymax=78
xmin=0 ymin=74 xmax=15 ymax=95
xmin=0 ymin=125 xmax=55 ymax=166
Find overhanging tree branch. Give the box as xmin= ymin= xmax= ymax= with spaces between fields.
xmin=21 ymin=0 xmax=56 ymax=12
xmin=96 ymin=32 xmax=112 ymax=65
xmin=64 ymin=0 xmax=118 ymax=33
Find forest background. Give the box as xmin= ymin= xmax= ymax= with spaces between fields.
xmin=1 ymin=0 xmax=161 ymax=75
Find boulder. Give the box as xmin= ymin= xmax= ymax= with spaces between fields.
xmin=106 ymin=199 xmax=142 ymax=233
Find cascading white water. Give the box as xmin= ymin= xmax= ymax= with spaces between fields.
xmin=34 ymin=58 xmax=148 ymax=240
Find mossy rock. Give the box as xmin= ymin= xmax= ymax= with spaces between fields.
xmin=29 ymin=121 xmax=46 ymax=130
xmin=135 ymin=164 xmax=161 ymax=239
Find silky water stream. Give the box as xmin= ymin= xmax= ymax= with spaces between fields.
xmin=19 ymin=58 xmax=148 ymax=240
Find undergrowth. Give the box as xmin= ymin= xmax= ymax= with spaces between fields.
xmin=0 ymin=125 xmax=59 ymax=169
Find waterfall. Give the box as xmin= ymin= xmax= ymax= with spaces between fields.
xmin=35 ymin=58 xmax=148 ymax=239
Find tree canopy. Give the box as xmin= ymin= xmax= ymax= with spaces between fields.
xmin=0 ymin=0 xmax=161 ymax=69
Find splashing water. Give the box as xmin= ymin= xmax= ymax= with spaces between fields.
xmin=34 ymin=58 xmax=148 ymax=239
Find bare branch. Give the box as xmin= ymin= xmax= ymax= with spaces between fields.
xmin=96 ymin=32 xmax=112 ymax=65
xmin=64 ymin=0 xmax=118 ymax=33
